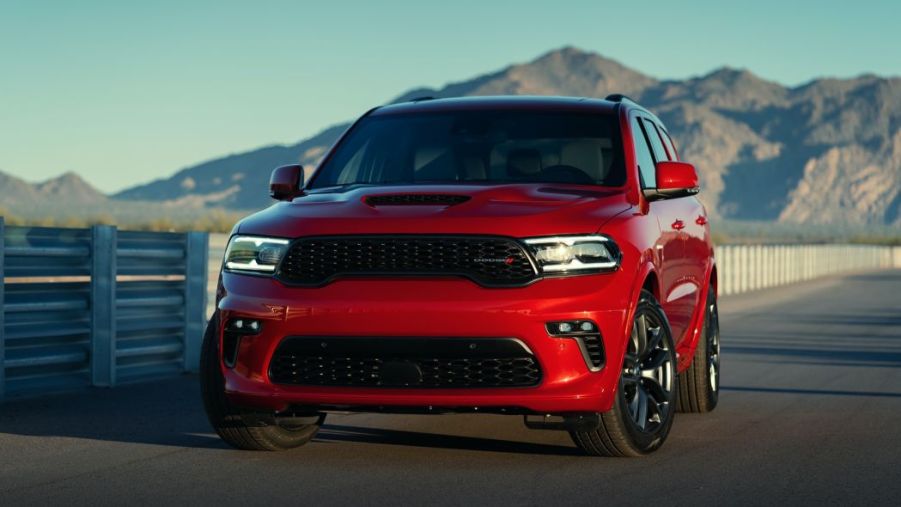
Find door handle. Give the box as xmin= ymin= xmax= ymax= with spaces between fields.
xmin=696 ymin=215 xmax=708 ymax=226
xmin=672 ymin=219 xmax=685 ymax=230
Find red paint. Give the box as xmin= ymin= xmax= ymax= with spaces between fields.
xmin=217 ymin=96 xmax=715 ymax=415
xmin=656 ymin=161 xmax=699 ymax=192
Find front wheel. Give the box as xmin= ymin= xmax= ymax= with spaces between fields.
xmin=570 ymin=290 xmax=678 ymax=457
xmin=677 ymin=284 xmax=720 ymax=413
xmin=200 ymin=313 xmax=325 ymax=451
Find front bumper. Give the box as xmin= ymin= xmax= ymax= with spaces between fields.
xmin=216 ymin=271 xmax=633 ymax=414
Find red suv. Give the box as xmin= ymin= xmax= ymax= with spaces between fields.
xmin=201 ymin=96 xmax=720 ymax=456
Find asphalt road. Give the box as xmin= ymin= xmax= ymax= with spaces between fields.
xmin=2 ymin=270 xmax=900 ymax=506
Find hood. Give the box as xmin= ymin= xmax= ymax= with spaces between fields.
xmin=236 ymin=183 xmax=632 ymax=238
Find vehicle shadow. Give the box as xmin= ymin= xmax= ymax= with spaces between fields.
xmin=315 ymin=424 xmax=581 ymax=456
xmin=0 ymin=375 xmax=227 ymax=450
xmin=0 ymin=375 xmax=580 ymax=456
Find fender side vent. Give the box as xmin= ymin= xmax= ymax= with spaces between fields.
xmin=365 ymin=194 xmax=471 ymax=206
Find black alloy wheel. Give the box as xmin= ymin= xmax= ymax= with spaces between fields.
xmin=570 ymin=290 xmax=678 ymax=456
xmin=677 ymin=284 xmax=720 ymax=413
xmin=622 ymin=308 xmax=676 ymax=433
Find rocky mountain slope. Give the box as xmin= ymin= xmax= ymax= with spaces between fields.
xmin=0 ymin=171 xmax=107 ymax=212
xmin=112 ymin=47 xmax=900 ymax=225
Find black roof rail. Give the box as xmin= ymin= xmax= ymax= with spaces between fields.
xmin=604 ymin=94 xmax=636 ymax=103
xmin=410 ymin=96 xmax=436 ymax=102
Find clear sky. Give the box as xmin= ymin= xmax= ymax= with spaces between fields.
xmin=1 ymin=0 xmax=898 ymax=193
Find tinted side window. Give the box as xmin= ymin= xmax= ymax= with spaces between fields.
xmin=641 ymin=118 xmax=670 ymax=162
xmin=658 ymin=128 xmax=679 ymax=161
xmin=630 ymin=117 xmax=657 ymax=188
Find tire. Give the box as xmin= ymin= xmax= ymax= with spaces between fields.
xmin=570 ymin=290 xmax=678 ymax=457
xmin=200 ymin=313 xmax=325 ymax=451
xmin=677 ymin=284 xmax=720 ymax=413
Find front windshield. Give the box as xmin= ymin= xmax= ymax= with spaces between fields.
xmin=308 ymin=110 xmax=625 ymax=189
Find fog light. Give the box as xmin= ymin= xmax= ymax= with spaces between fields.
xmin=546 ymin=320 xmax=599 ymax=337
xmin=227 ymin=318 xmax=262 ymax=335
xmin=545 ymin=319 xmax=605 ymax=371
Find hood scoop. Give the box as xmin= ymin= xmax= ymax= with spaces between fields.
xmin=365 ymin=194 xmax=471 ymax=207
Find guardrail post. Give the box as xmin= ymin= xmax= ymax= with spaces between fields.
xmin=91 ymin=225 xmax=117 ymax=387
xmin=804 ymin=245 xmax=810 ymax=279
xmin=776 ymin=245 xmax=785 ymax=285
xmin=791 ymin=245 xmax=797 ymax=282
xmin=717 ymin=246 xmax=730 ymax=295
xmin=183 ymin=231 xmax=209 ymax=372
xmin=724 ymin=246 xmax=734 ymax=295
xmin=757 ymin=245 xmax=763 ymax=290
xmin=0 ymin=217 xmax=5 ymax=402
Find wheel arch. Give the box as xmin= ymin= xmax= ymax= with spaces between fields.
xmin=641 ymin=270 xmax=660 ymax=301
xmin=620 ymin=261 xmax=661 ymax=348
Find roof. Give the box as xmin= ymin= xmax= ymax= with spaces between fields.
xmin=371 ymin=95 xmax=622 ymax=116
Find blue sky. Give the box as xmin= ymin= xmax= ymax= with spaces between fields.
xmin=1 ymin=0 xmax=898 ymax=192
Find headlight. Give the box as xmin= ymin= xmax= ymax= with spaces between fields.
xmin=523 ymin=235 xmax=620 ymax=273
xmin=223 ymin=236 xmax=290 ymax=274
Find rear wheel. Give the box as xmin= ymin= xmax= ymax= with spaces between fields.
xmin=200 ymin=314 xmax=325 ymax=451
xmin=570 ymin=290 xmax=677 ymax=457
xmin=677 ymin=284 xmax=720 ymax=413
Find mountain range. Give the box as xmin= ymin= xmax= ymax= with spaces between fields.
xmin=5 ymin=47 xmax=900 ymax=225
xmin=0 ymin=171 xmax=107 ymax=213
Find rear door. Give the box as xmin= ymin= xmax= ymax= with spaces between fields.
xmin=633 ymin=116 xmax=696 ymax=344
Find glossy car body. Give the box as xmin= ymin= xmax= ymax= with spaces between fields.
xmin=215 ymin=96 xmax=716 ymax=416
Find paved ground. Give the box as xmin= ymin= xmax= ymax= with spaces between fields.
xmin=2 ymin=270 xmax=900 ymax=506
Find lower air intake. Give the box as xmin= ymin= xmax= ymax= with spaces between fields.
xmin=269 ymin=337 xmax=542 ymax=388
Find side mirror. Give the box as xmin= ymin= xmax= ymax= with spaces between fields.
xmin=644 ymin=161 xmax=699 ymax=201
xmin=269 ymin=164 xmax=304 ymax=201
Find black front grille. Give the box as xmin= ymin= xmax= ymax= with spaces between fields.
xmin=366 ymin=194 xmax=471 ymax=206
xmin=269 ymin=337 xmax=542 ymax=388
xmin=276 ymin=236 xmax=537 ymax=287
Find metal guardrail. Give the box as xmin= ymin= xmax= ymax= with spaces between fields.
xmin=714 ymin=244 xmax=901 ymax=296
xmin=0 ymin=217 xmax=208 ymax=401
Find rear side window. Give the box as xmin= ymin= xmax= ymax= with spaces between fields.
xmin=630 ymin=117 xmax=657 ymax=188
xmin=641 ymin=118 xmax=670 ymax=162
xmin=658 ymin=128 xmax=679 ymax=161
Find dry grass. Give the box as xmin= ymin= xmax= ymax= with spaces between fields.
xmin=1 ymin=208 xmax=240 ymax=233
